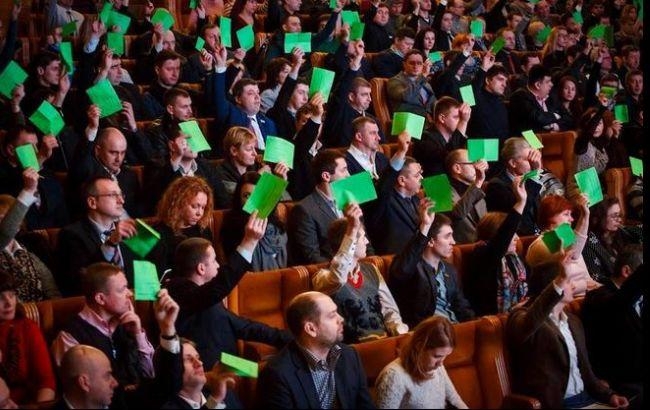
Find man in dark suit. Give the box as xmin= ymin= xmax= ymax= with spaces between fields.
xmin=345 ymin=117 xmax=389 ymax=179
xmin=387 ymin=50 xmax=436 ymax=117
xmin=210 ymin=45 xmax=277 ymax=151
xmin=493 ymin=29 xmax=521 ymax=75
xmin=366 ymin=132 xmax=420 ymax=255
xmin=508 ymin=64 xmax=562 ymax=133
xmin=372 ymin=27 xmax=416 ymax=78
xmin=582 ymin=245 xmax=644 ymax=407
xmin=363 ymin=3 xmax=393 ymax=53
xmin=388 ymin=209 xmax=475 ymax=328
xmin=67 ymin=121 xmax=144 ymax=218
xmin=287 ymin=149 xmax=350 ymax=265
xmin=485 ymin=137 xmax=543 ymax=236
xmin=56 ymin=177 xmax=139 ymax=296
xmin=507 ymin=256 xmax=629 ymax=409
xmin=257 ymin=291 xmax=375 ymax=409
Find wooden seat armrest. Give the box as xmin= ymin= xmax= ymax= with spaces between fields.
xmin=502 ymin=393 xmax=542 ymax=409
xmin=241 ymin=341 xmax=279 ymax=362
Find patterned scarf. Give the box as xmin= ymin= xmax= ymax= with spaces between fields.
xmin=497 ymin=253 xmax=529 ymax=313
xmin=0 ymin=248 xmax=45 ymax=302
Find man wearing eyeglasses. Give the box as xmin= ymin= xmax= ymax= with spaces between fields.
xmin=56 ymin=176 xmax=139 ymax=297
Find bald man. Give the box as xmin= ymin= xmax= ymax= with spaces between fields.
xmin=257 ymin=291 xmax=374 ymax=409
xmin=68 ymin=125 xmax=145 ymax=218
xmin=58 ymin=345 xmax=118 ymax=409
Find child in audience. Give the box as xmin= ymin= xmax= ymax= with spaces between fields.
xmin=375 ymin=315 xmax=467 ymax=409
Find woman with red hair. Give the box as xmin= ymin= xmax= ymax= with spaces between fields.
xmin=525 ymin=194 xmax=600 ymax=295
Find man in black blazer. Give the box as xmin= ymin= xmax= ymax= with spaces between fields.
xmin=257 ymin=291 xmax=375 ymax=409
xmin=485 ymin=137 xmax=543 ymax=236
xmin=345 ymin=117 xmax=390 ymax=179
xmin=508 ymin=64 xmax=562 ymax=133
xmin=582 ymin=245 xmax=644 ymax=406
xmin=56 ymin=177 xmax=139 ymax=296
xmin=363 ymin=3 xmax=393 ymax=53
xmin=372 ymin=27 xmax=416 ymax=78
xmin=388 ymin=208 xmax=475 ymax=328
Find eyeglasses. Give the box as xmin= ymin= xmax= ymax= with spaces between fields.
xmin=93 ymin=192 xmax=125 ymax=200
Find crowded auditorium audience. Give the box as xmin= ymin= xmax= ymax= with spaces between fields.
xmin=0 ymin=0 xmax=644 ymax=408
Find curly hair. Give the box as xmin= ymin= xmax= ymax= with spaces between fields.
xmin=156 ymin=176 xmax=214 ymax=234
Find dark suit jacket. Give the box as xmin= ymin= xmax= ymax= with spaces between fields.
xmin=372 ymin=50 xmax=403 ymax=78
xmin=508 ymin=87 xmax=560 ymax=133
xmin=267 ymin=76 xmax=299 ymax=140
xmin=507 ymin=283 xmax=614 ymax=408
xmin=388 ymin=233 xmax=475 ymax=328
xmin=257 ymin=341 xmax=375 ymax=409
xmin=366 ymin=166 xmax=420 ymax=255
xmin=211 ymin=71 xmax=277 ymax=143
xmin=412 ymin=128 xmax=466 ymax=177
xmin=485 ymin=170 xmax=542 ymax=236
xmin=56 ymin=218 xmax=136 ymax=296
xmin=287 ymin=190 xmax=339 ymax=265
xmin=345 ymin=150 xmax=389 ymax=178
xmin=363 ymin=22 xmax=393 ymax=53
xmin=582 ymin=268 xmax=644 ymax=386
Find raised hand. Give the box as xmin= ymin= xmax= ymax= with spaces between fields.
xmin=418 ymin=197 xmax=436 ymax=235
xmin=396 ymin=130 xmax=412 ymax=154
xmin=122 ymin=101 xmax=137 ymax=131
xmin=241 ymin=211 xmax=268 ymax=251
xmin=213 ymin=45 xmax=228 ymax=68
xmin=343 ymin=202 xmax=363 ymax=233
xmin=168 ymin=135 xmax=188 ymax=166
xmin=527 ymin=148 xmax=542 ymax=170
xmin=22 ymin=168 xmax=40 ymax=194
xmin=200 ymin=49 xmax=214 ymax=71
xmin=473 ymin=159 xmax=488 ymax=188
xmin=206 ymin=365 xmax=237 ymax=403
xmin=153 ymin=289 xmax=179 ymax=337
xmin=38 ymin=135 xmax=59 ymax=165
xmin=108 ymin=219 xmax=138 ymax=245
xmin=272 ymin=162 xmax=289 ymax=180
xmin=87 ymin=104 xmax=101 ymax=131
xmin=11 ymin=84 xmax=25 ymax=110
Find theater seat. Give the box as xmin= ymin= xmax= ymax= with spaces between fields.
xmin=604 ymin=167 xmax=632 ymax=220
xmin=370 ymin=77 xmax=392 ymax=137
xmin=310 ymin=52 xmax=328 ymax=68
xmin=537 ymin=131 xmax=577 ymax=185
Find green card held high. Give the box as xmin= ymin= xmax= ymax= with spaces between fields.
xmin=614 ymin=105 xmax=629 ymax=123
xmin=629 ymin=156 xmax=643 ymax=177
xmin=470 ymin=20 xmax=484 ymax=38
xmin=284 ymin=32 xmax=312 ymax=53
xmin=107 ymin=10 xmax=132 ymax=34
xmin=107 ymin=32 xmax=125 ymax=56
xmin=574 ymin=167 xmax=603 ymax=206
xmin=459 ymin=85 xmax=476 ymax=106
xmin=221 ymin=352 xmax=258 ymax=378
xmin=59 ymin=42 xmax=75 ymax=74
xmin=349 ymin=22 xmax=365 ymax=41
xmin=522 ymin=130 xmax=543 ymax=149
xmin=421 ymin=174 xmax=454 ymax=212
xmin=429 ymin=51 xmax=443 ymax=63
xmin=391 ymin=112 xmax=425 ymax=139
xmin=309 ymin=67 xmax=335 ymax=102
xmin=243 ymin=172 xmax=289 ymax=218
xmin=0 ymin=60 xmax=29 ymax=99
xmin=542 ymin=222 xmax=576 ymax=253
xmin=263 ymin=136 xmax=295 ymax=169
xmin=236 ymin=25 xmax=255 ymax=51
xmin=61 ymin=21 xmax=77 ymax=37
xmin=99 ymin=2 xmax=113 ymax=25
xmin=536 ymin=26 xmax=552 ymax=43
xmin=341 ymin=10 xmax=361 ymax=25
xmin=86 ymin=79 xmax=123 ymax=118
xmin=133 ymin=260 xmax=161 ymax=301
xmin=151 ymin=8 xmax=175 ymax=31
xmin=220 ymin=16 xmax=232 ymax=47
xmin=15 ymin=144 xmax=41 ymax=171
xmin=195 ymin=36 xmax=205 ymax=52
xmin=28 ymin=100 xmax=65 ymax=136
xmin=490 ymin=36 xmax=505 ymax=54
xmin=330 ymin=171 xmax=378 ymax=210
xmin=467 ymin=138 xmax=499 ymax=162
xmin=179 ymin=120 xmax=212 ymax=152
xmin=123 ymin=219 xmax=161 ymax=258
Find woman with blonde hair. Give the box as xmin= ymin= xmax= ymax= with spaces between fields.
xmin=375 ymin=316 xmax=467 ymax=409
xmin=149 ymin=176 xmax=214 ymax=273
xmin=541 ymin=25 xmax=569 ymax=69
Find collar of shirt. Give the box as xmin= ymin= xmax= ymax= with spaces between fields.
xmin=178 ymin=159 xmax=198 ymax=176
xmin=298 ymin=343 xmax=343 ymax=372
xmin=88 ymin=217 xmax=115 ymax=239
xmin=178 ymin=393 xmax=207 ymax=409
xmin=390 ymin=46 xmax=403 ymax=58
xmin=548 ymin=310 xmax=569 ymax=327
xmin=3 ymin=239 xmax=23 ymax=256
xmin=348 ymin=145 xmax=378 ymax=175
xmin=315 ymin=186 xmax=335 ymax=204
xmin=79 ymin=304 xmax=119 ymax=337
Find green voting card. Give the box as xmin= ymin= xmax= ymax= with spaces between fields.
xmin=236 ymin=25 xmax=255 ymax=51
xmin=429 ymin=51 xmax=443 ymax=63
xmin=309 ymin=67 xmax=335 ymax=103
xmin=242 ymin=172 xmax=289 ymax=218
xmin=521 ymin=169 xmax=540 ymax=184
xmin=220 ymin=16 xmax=232 ymax=48
xmin=542 ymin=222 xmax=576 ymax=253
xmin=536 ymin=26 xmax=552 ymax=43
xmin=220 ymin=352 xmax=258 ymax=378
xmin=421 ymin=174 xmax=454 ymax=212
xmin=59 ymin=42 xmax=75 ymax=74
xmin=123 ymin=219 xmax=161 ymax=258
xmin=15 ymin=144 xmax=40 ymax=171
xmin=284 ymin=32 xmax=312 ymax=53
xmin=133 ymin=260 xmax=160 ymax=301
xmin=341 ymin=10 xmax=360 ymax=26
xmin=0 ymin=60 xmax=28 ymax=99
xmin=470 ymin=20 xmax=483 ymax=38
xmin=151 ymin=8 xmax=175 ymax=31
xmin=179 ymin=120 xmax=212 ymax=152
xmin=107 ymin=32 xmax=125 ymax=55
xmin=572 ymin=10 xmax=583 ymax=24
xmin=600 ymin=86 xmax=617 ymax=99
xmin=350 ymin=22 xmax=365 ymax=41
xmin=108 ymin=10 xmax=131 ymax=34
xmin=629 ymin=157 xmax=643 ymax=177
xmin=574 ymin=167 xmax=603 ymax=206
xmin=330 ymin=171 xmax=377 ymax=210
xmin=522 ymin=130 xmax=543 ymax=149
xmin=61 ymin=21 xmax=77 ymax=37
xmin=490 ymin=36 xmax=505 ymax=54
xmin=86 ymin=79 xmax=123 ymax=118
xmin=195 ymin=36 xmax=205 ymax=52
xmin=588 ymin=24 xmax=606 ymax=39
xmin=391 ymin=112 xmax=425 ymax=139
xmin=459 ymin=85 xmax=476 ymax=106
xmin=467 ymin=138 xmax=499 ymax=162
xmin=263 ymin=136 xmax=295 ymax=169
xmin=614 ymin=105 xmax=629 ymax=123
xmin=28 ymin=100 xmax=65 ymax=136
xmin=99 ymin=2 xmax=113 ymax=25
xmin=190 ymin=0 xmax=199 ymax=9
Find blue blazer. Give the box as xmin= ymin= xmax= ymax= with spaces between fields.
xmin=257 ymin=341 xmax=375 ymax=409
xmin=212 ymin=71 xmax=277 ymax=141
